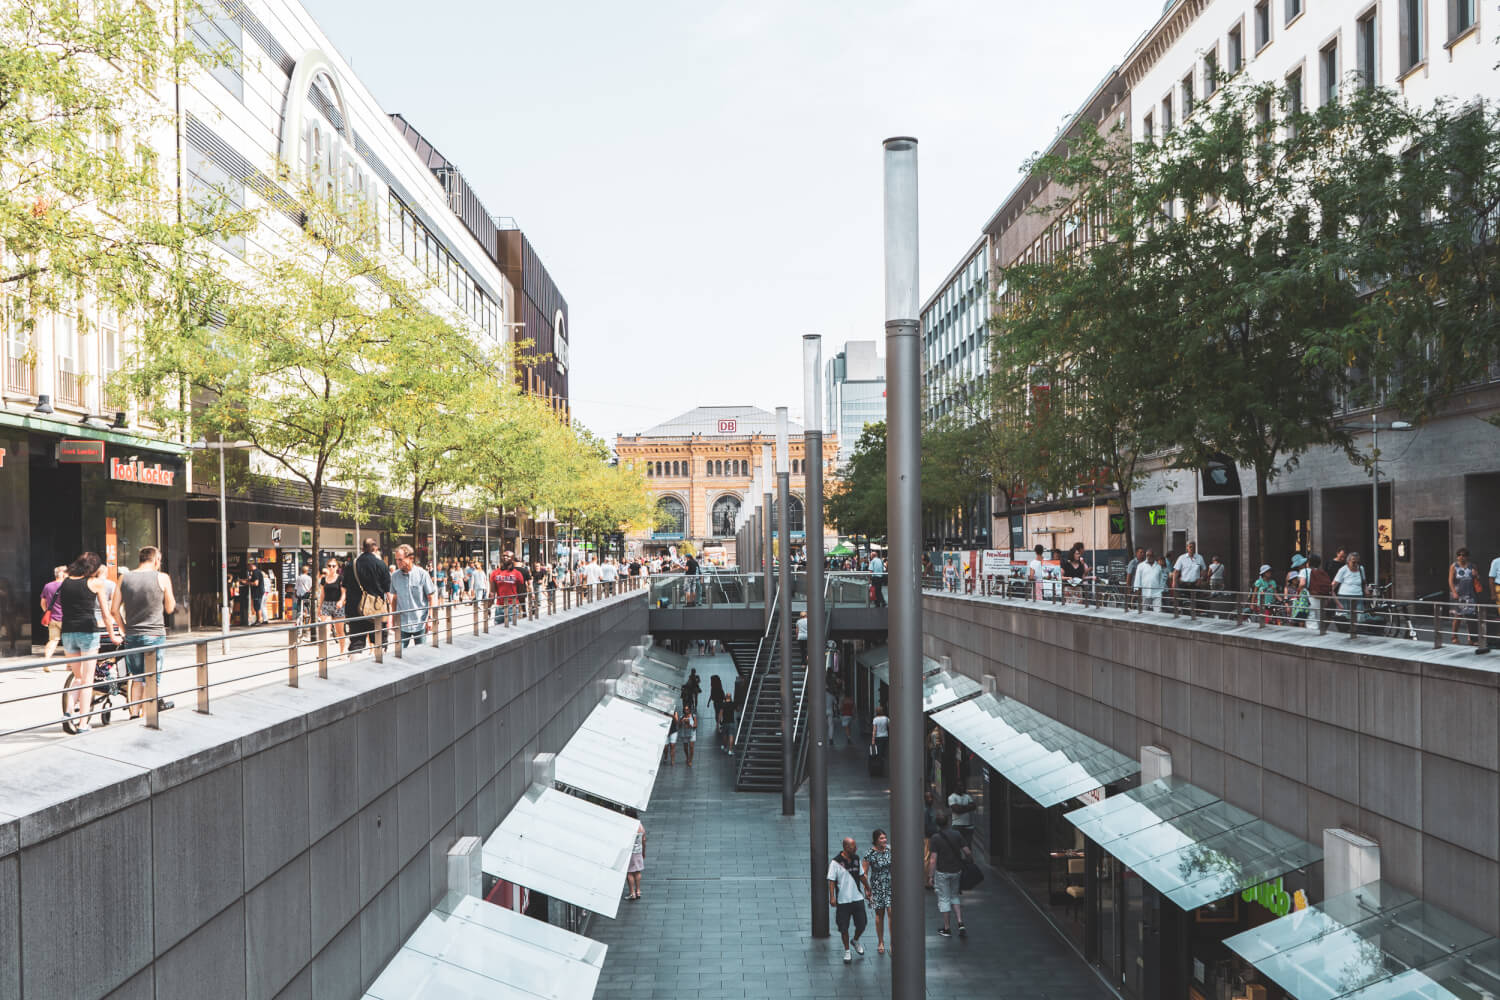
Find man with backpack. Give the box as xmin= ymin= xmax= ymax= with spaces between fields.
xmin=930 ymin=812 xmax=972 ymax=939
xmin=1304 ymin=553 xmax=1333 ymax=631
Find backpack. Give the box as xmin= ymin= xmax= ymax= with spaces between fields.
xmin=1307 ymin=568 xmax=1333 ymax=597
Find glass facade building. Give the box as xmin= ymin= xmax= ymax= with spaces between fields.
xmin=920 ymin=237 xmax=989 ymax=425
xmin=823 ymin=341 xmax=885 ymax=467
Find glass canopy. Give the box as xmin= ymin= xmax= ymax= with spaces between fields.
xmin=1064 ymin=777 xmax=1322 ymax=911
xmin=481 ymin=785 xmax=641 ymax=919
xmin=554 ymin=696 xmax=670 ymax=811
xmin=922 ymin=670 xmax=982 ymax=713
xmin=363 ymin=891 xmax=606 ymax=999
xmin=631 ymin=657 xmax=687 ymax=690
xmin=640 ymin=644 xmax=687 ymax=672
xmin=863 ymin=645 xmax=942 ymax=687
xmin=933 ymin=693 xmax=1141 ymax=809
xmin=1225 ymin=881 xmax=1499 ymax=1000
xmin=610 ymin=673 xmax=679 ymax=716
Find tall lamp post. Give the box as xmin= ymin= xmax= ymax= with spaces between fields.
xmin=1369 ymin=417 xmax=1412 ymax=587
xmin=802 ymin=335 xmax=829 ymax=937
xmin=763 ymin=444 xmax=775 ymax=632
xmin=883 ymin=135 xmax=925 ymax=996
xmin=188 ymin=437 xmax=253 ymax=650
xmin=776 ymin=407 xmax=795 ymax=816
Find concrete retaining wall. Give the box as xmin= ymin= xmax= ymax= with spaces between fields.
xmin=0 ymin=593 xmax=646 ymax=1000
xmin=922 ymin=594 xmax=1500 ymax=935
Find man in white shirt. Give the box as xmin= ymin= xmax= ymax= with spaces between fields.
xmin=948 ymin=787 xmax=976 ymax=846
xmin=1134 ymin=551 xmax=1167 ymax=611
xmin=599 ymin=558 xmax=618 ymax=596
xmin=1172 ymin=541 xmax=1207 ymax=613
xmin=826 ymin=837 xmax=868 ymax=963
xmin=582 ymin=557 xmax=603 ymax=600
xmin=867 ymin=554 xmax=886 ymax=607
xmin=1027 ymin=544 xmax=1048 ymax=600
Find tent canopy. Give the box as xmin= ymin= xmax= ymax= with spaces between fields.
xmin=554 ymin=696 xmax=670 ymax=811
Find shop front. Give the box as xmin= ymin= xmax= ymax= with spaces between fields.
xmin=0 ymin=416 xmax=188 ymax=657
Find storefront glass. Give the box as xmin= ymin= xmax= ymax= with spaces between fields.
xmin=104 ymin=500 xmax=160 ymax=579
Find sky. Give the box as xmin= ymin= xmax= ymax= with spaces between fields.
xmin=302 ymin=0 xmax=1162 ymax=444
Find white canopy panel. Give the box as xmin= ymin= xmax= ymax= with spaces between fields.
xmin=363 ymin=891 xmax=606 ymax=1000
xmin=482 ymin=785 xmax=640 ymax=918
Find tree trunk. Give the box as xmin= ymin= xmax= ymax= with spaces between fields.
xmin=310 ymin=480 xmax=323 ymax=600
xmin=1118 ymin=482 xmax=1134 ymax=556
xmin=412 ymin=479 xmax=423 ymax=553
xmin=1255 ymin=463 xmax=1271 ymax=574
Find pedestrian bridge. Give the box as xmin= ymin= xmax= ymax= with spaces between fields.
xmin=644 ymin=571 xmax=889 ymax=641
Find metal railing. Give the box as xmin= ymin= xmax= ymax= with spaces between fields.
xmin=0 ymin=575 xmax=647 ymax=740
xmin=922 ymin=572 xmax=1493 ymax=653
xmin=56 ymin=367 xmax=84 ymax=406
xmin=648 ymin=571 xmax=880 ymax=610
xmin=5 ymin=355 xmax=33 ymax=395
xmin=733 ymin=585 xmax=780 ymax=757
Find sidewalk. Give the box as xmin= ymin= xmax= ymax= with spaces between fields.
xmin=589 ymin=652 xmax=1113 ymax=999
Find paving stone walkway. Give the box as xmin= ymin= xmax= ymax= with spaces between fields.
xmin=590 ymin=652 xmax=1115 ymax=999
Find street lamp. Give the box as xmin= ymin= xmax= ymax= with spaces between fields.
xmin=1370 ymin=418 xmax=1412 ymax=588
xmin=188 ymin=436 xmax=253 ymax=647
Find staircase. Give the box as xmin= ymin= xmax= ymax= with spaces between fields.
xmin=723 ymin=639 xmax=762 ymax=678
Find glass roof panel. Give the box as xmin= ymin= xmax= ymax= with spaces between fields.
xmin=922 ymin=671 xmax=982 ymax=713
xmin=610 ymin=674 xmax=679 ymax=716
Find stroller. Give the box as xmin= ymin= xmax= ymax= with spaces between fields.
xmin=60 ymin=634 xmax=123 ymax=734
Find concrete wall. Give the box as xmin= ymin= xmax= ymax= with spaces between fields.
xmin=922 ymin=593 xmax=1500 ymax=935
xmin=0 ymin=593 xmax=646 ymax=1000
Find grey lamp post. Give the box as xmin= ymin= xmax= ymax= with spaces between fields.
xmin=763 ymin=444 xmax=775 ymax=632
xmin=803 ymin=335 xmax=829 ymax=936
xmin=1371 ymin=417 xmax=1412 ymax=587
xmin=776 ymin=407 xmax=795 ymax=816
xmin=188 ymin=437 xmax=253 ymax=651
xmin=883 ymin=135 xmax=925 ymax=996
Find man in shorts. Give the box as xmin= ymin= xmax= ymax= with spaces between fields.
xmin=930 ymin=811 xmax=971 ymax=938
xmin=112 ymin=546 xmax=177 ymax=717
xmin=827 ymin=836 xmax=868 ymax=964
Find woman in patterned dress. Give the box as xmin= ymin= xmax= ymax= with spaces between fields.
xmin=863 ymin=828 xmax=894 ymax=955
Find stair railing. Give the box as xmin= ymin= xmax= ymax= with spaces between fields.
xmin=733 ymin=584 xmax=779 ymax=755
xmin=790 ymin=571 xmax=839 ymax=789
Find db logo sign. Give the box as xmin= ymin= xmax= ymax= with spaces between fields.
xmin=716 ymin=419 xmax=738 ymax=434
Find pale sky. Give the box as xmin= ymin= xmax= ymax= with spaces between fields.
xmin=303 ymin=0 xmax=1160 ymax=443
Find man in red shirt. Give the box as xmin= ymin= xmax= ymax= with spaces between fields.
xmin=490 ymin=556 xmax=524 ymax=627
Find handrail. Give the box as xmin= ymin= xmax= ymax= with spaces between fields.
xmin=2 ymin=575 xmax=649 ymax=740
xmin=733 ymin=585 xmax=780 ymax=759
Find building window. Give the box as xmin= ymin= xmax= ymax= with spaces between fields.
xmin=1181 ymin=72 xmax=1195 ymax=116
xmin=1204 ymin=50 xmax=1219 ymax=96
xmin=645 ymin=463 xmax=653 ymax=477
xmin=711 ymin=495 xmax=741 ymax=537
xmin=772 ymin=495 xmax=805 ymax=534
xmin=1228 ymin=22 xmax=1245 ymax=71
xmin=1449 ymin=0 xmax=1475 ymax=38
xmin=55 ymin=306 xmax=81 ymax=406
xmin=185 ymin=142 xmax=246 ymax=258
xmin=1286 ymin=67 xmax=1304 ymax=132
xmin=1400 ymin=0 xmax=1424 ymax=72
xmin=1320 ymin=41 xmax=1339 ymax=104
xmin=1142 ymin=111 xmax=1154 ymax=143
xmin=1285 ymin=0 xmax=1303 ymax=23
xmin=188 ymin=0 xmax=243 ymax=100
xmin=1161 ymin=95 xmax=1174 ymax=134
xmin=1357 ymin=9 xmax=1378 ymax=86
xmin=1255 ymin=0 xmax=1272 ymax=49
xmin=654 ymin=496 xmax=686 ymax=537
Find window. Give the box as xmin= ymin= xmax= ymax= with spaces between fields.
xmin=711 ymin=495 xmax=741 ymax=537
xmin=1161 ymin=95 xmax=1174 ymax=134
xmin=188 ymin=0 xmax=243 ymax=100
xmin=55 ymin=306 xmax=81 ymax=406
xmin=1450 ymin=0 xmax=1475 ymax=38
xmin=1205 ymin=50 xmax=1219 ymax=96
xmin=1256 ymin=97 xmax=1273 ymax=147
xmin=1285 ymin=0 xmax=1303 ymax=23
xmin=1255 ymin=0 xmax=1272 ymax=48
xmin=772 ymin=495 xmax=805 ymax=534
xmin=1228 ymin=23 xmax=1244 ymax=71
xmin=1399 ymin=0 xmax=1424 ymax=72
xmin=1320 ymin=41 xmax=1339 ymax=104
xmin=1286 ymin=67 xmax=1304 ymax=133
xmin=654 ymin=497 xmax=686 ymax=537
xmin=1142 ymin=111 xmax=1154 ymax=143
xmin=645 ymin=463 xmax=653 ymax=477
xmin=1357 ymin=10 xmax=1378 ymax=86
xmin=100 ymin=308 xmax=122 ymax=411
xmin=1181 ymin=72 xmax=1195 ymax=116
xmin=185 ymin=142 xmax=246 ymax=258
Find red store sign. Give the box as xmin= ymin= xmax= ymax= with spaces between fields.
xmin=109 ymin=457 xmax=176 ymax=487
xmin=716 ymin=419 xmax=738 ymax=434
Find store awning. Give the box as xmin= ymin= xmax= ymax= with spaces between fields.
xmin=933 ymin=694 xmax=1141 ymax=809
xmin=363 ymin=891 xmax=606 ymax=999
xmin=922 ymin=671 xmax=982 ymax=713
xmin=611 ymin=673 xmax=679 ymax=716
xmin=641 ymin=644 xmax=688 ymax=672
xmin=481 ymin=785 xmax=640 ymax=919
xmin=1225 ymin=881 xmax=1500 ymax=1000
xmin=1064 ymin=777 xmax=1322 ymax=911
xmin=632 ymin=657 xmax=686 ymax=690
xmin=554 ymin=696 xmax=670 ymax=812
xmin=862 ymin=645 xmax=943 ymax=687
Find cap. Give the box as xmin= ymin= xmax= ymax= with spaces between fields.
xmin=1290 ymin=554 xmax=1307 ymax=569
xmin=1259 ymin=564 xmax=1272 ymax=575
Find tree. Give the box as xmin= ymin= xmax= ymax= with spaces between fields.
xmin=826 ymin=421 xmax=886 ymax=540
xmin=991 ymin=120 xmax=1168 ymax=553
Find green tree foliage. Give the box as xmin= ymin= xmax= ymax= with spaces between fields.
xmin=825 ymin=421 xmax=886 ymax=539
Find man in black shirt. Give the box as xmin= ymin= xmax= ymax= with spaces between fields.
xmin=344 ymin=538 xmax=391 ymax=655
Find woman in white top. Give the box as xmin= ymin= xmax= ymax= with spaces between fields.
xmin=625 ymin=809 xmax=646 ymax=901
xmin=871 ymin=705 xmax=891 ymax=761
xmin=1333 ymin=552 xmax=1369 ymax=619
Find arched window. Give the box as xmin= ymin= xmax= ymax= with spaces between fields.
xmin=735 ymin=460 xmax=743 ymax=476
xmin=655 ymin=496 xmax=686 ymax=536
xmin=655 ymin=461 xmax=663 ymax=477
xmin=670 ymin=461 xmax=678 ymax=477
xmin=772 ymin=495 xmax=805 ymax=534
xmin=711 ymin=495 xmax=741 ymax=537
xmin=645 ymin=463 xmax=653 ymax=477
xmin=715 ymin=460 xmax=723 ymax=476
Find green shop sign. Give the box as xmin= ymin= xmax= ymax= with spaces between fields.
xmin=1147 ymin=507 xmax=1168 ymax=527
xmin=1241 ymin=876 xmax=1306 ymax=917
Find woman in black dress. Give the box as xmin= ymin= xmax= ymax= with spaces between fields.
xmin=57 ymin=552 xmax=121 ymax=731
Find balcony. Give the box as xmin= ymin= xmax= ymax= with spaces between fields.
xmin=4 ymin=355 xmax=32 ymax=396
xmin=56 ymin=367 xmax=84 ymax=407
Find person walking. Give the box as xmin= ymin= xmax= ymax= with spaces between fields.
xmin=930 ymin=812 xmax=972 ymax=938
xmin=1133 ymin=550 xmax=1166 ymax=611
xmin=863 ymin=829 xmax=894 ymax=955
xmin=111 ymin=546 xmax=177 ymax=719
xmin=676 ymin=699 xmax=698 ymax=766
xmin=1449 ymin=548 xmax=1486 ymax=646
xmin=343 ymin=539 xmax=391 ymax=657
xmin=708 ymin=674 xmax=725 ymax=733
xmin=871 ymin=703 xmax=890 ymax=764
xmin=390 ymin=544 xmax=436 ymax=647
xmin=318 ymin=558 xmax=347 ymax=656
xmin=1028 ymin=544 xmax=1049 ymax=601
xmin=1333 ymin=551 xmax=1370 ymax=622
xmin=600 ymin=557 xmax=617 ymax=597
xmin=825 ymin=685 xmax=839 ymax=747
xmin=719 ymin=688 xmax=736 ymax=754
xmin=295 ymin=563 xmax=314 ymax=636
xmin=491 ymin=557 xmax=524 ymax=627
xmin=948 ymin=782 xmax=976 ymax=847
xmin=868 ymin=551 xmax=887 ymax=607
xmin=39 ymin=564 xmax=67 ymax=664
xmin=683 ymin=668 xmax=702 ymax=712
xmin=840 ymin=691 xmax=855 ymax=747
xmin=625 ymin=810 xmax=646 ymax=900
xmin=827 ymin=837 xmax=868 ymax=964
xmin=58 ymin=552 xmax=121 ymax=731
xmin=1173 ymin=541 xmax=1207 ymax=614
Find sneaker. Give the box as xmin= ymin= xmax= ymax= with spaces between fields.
xmin=852 ymin=939 xmax=864 ymax=956
xmin=938 ymin=927 xmax=952 ymax=938
xmin=843 ymin=948 xmax=852 ymax=964
xmin=958 ymin=923 xmax=967 ymax=938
